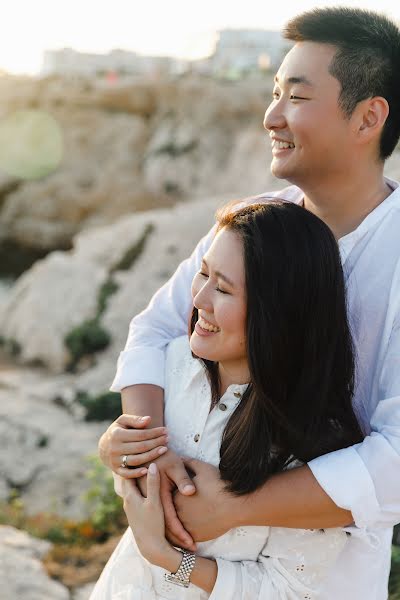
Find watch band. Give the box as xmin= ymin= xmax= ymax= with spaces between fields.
xmin=164 ymin=549 xmax=196 ymax=588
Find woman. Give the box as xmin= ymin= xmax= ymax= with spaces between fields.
xmin=90 ymin=201 xmax=364 ymax=599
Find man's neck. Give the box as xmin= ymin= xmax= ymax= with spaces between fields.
xmin=301 ymin=170 xmax=392 ymax=239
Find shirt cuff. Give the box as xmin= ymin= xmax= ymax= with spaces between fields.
xmin=109 ymin=347 xmax=166 ymax=392
xmin=208 ymin=558 xmax=238 ymax=600
xmin=308 ymin=444 xmax=381 ymax=529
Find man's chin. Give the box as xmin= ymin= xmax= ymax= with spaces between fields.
xmin=271 ymin=160 xmax=288 ymax=178
xmin=270 ymin=161 xmax=297 ymax=183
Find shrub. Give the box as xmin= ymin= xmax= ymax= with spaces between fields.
xmin=97 ymin=278 xmax=119 ymax=317
xmin=112 ymin=223 xmax=154 ymax=271
xmin=75 ymin=390 xmax=121 ymax=422
xmin=390 ymin=546 xmax=400 ymax=599
xmin=64 ymin=318 xmax=110 ymax=369
xmin=84 ymin=455 xmax=124 ymax=533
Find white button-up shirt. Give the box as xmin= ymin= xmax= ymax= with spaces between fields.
xmin=97 ymin=336 xmax=349 ymax=600
xmin=110 ymin=178 xmax=400 ymax=599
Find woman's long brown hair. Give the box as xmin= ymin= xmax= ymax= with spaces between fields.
xmin=190 ymin=200 xmax=364 ymax=496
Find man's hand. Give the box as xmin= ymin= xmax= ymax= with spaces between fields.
xmin=173 ymin=458 xmax=242 ymax=542
xmin=98 ymin=414 xmax=169 ymax=477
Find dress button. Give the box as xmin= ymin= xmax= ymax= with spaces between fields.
xmin=193 ymin=434 xmax=200 ymax=442
xmin=219 ymin=403 xmax=227 ymax=411
xmin=233 ymin=392 xmax=242 ymax=398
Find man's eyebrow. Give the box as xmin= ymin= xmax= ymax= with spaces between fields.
xmin=274 ymin=74 xmax=313 ymax=87
xmin=201 ymin=258 xmax=235 ymax=287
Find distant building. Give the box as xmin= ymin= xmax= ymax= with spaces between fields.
xmin=41 ymin=30 xmax=291 ymax=80
xmin=210 ymin=29 xmax=292 ymax=75
xmin=41 ymin=48 xmax=186 ymax=77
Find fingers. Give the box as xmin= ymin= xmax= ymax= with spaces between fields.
xmin=160 ymin=477 xmax=195 ymax=551
xmin=115 ymin=426 xmax=167 ymax=443
xmin=123 ymin=445 xmax=168 ymax=468
xmin=181 ymin=457 xmax=201 ymax=473
xmin=146 ymin=463 xmax=161 ymax=505
xmin=116 ymin=414 xmax=151 ymax=428
xmin=167 ymin=461 xmax=196 ymax=495
xmin=117 ymin=465 xmax=148 ymax=478
xmin=121 ymin=434 xmax=169 ymax=455
xmin=109 ymin=430 xmax=169 ymax=472
xmin=122 ymin=478 xmax=142 ymax=502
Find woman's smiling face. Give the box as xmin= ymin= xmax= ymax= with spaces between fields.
xmin=190 ymin=226 xmax=248 ymax=378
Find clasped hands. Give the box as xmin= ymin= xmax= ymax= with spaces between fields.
xmin=98 ymin=414 xmax=240 ymax=551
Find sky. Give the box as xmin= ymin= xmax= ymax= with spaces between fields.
xmin=1 ymin=0 xmax=400 ymax=75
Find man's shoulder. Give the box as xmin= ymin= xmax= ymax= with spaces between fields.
xmin=234 ymin=185 xmax=303 ymax=210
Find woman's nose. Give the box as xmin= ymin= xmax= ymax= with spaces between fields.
xmin=193 ymin=281 xmax=213 ymax=312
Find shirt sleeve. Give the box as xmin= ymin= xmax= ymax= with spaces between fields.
xmin=308 ymin=318 xmax=400 ymax=530
xmin=208 ymin=528 xmax=347 ymax=600
xmin=109 ymin=225 xmax=216 ymax=392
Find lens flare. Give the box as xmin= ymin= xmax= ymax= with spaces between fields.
xmin=0 ymin=109 xmax=63 ymax=180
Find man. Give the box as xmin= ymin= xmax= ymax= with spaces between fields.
xmin=99 ymin=7 xmax=400 ymax=598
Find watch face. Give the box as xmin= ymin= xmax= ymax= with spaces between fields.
xmin=164 ymin=573 xmax=190 ymax=588
xmin=164 ymin=551 xmax=195 ymax=588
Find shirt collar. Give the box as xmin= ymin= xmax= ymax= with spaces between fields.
xmin=338 ymin=176 xmax=400 ymax=263
xmin=182 ymin=351 xmax=249 ymax=396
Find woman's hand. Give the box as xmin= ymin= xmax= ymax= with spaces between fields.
xmin=98 ymin=414 xmax=169 ymax=477
xmin=122 ymin=463 xmax=181 ymax=569
xmin=151 ymin=449 xmax=197 ymax=551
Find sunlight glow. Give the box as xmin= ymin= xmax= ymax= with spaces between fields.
xmin=0 ymin=0 xmax=399 ymax=75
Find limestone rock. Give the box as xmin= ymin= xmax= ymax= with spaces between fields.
xmin=0 ymin=525 xmax=69 ymax=600
xmin=0 ymin=74 xmax=276 ymax=253
xmin=0 ymin=376 xmax=105 ymax=518
xmin=0 ymin=251 xmax=107 ymax=372
xmin=71 ymin=582 xmax=96 ymax=600
xmin=0 ymin=194 xmax=224 ymax=377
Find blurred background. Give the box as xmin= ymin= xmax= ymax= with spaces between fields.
xmin=0 ymin=1 xmax=399 ymax=598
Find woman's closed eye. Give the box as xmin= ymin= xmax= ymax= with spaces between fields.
xmin=198 ymin=271 xmax=228 ymax=294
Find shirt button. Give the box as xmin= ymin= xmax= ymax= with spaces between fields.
xmin=233 ymin=392 xmax=242 ymax=398
xmin=219 ymin=403 xmax=227 ymax=411
xmin=193 ymin=434 xmax=200 ymax=442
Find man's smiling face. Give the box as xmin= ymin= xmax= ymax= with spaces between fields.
xmin=263 ymin=41 xmax=357 ymax=187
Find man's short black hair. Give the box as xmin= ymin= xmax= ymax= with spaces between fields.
xmin=284 ymin=7 xmax=400 ymax=161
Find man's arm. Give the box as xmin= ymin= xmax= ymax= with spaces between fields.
xmin=175 ymin=316 xmax=400 ymax=538
xmin=173 ymin=460 xmax=352 ymax=544
xmin=109 ymin=225 xmax=216 ymax=394
xmin=305 ymin=318 xmax=400 ymax=531
xmin=237 ymin=464 xmax=353 ymax=529
xmin=99 ymin=225 xmax=216 ymax=458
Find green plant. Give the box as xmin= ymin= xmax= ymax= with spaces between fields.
xmin=75 ymin=390 xmax=122 ymax=422
xmin=97 ymin=278 xmax=119 ymax=316
xmin=64 ymin=318 xmax=110 ymax=369
xmin=84 ymin=455 xmax=124 ymax=533
xmin=390 ymin=546 xmax=400 ymax=599
xmin=3 ymin=337 xmax=21 ymax=356
xmin=112 ymin=223 xmax=154 ymax=271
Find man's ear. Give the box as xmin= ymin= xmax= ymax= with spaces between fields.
xmin=357 ymin=96 xmax=389 ymax=138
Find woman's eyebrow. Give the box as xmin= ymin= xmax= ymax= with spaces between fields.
xmin=201 ymin=258 xmax=235 ymax=287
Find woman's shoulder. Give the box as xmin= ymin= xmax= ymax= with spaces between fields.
xmin=166 ymin=335 xmax=192 ymax=362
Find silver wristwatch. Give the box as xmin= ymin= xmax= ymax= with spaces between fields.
xmin=164 ymin=549 xmax=196 ymax=588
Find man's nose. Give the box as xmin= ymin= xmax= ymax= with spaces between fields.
xmin=263 ymin=100 xmax=286 ymax=132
